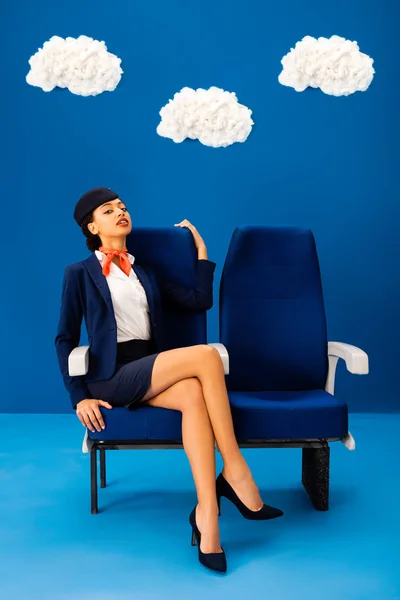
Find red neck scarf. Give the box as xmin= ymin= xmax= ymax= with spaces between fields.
xmin=99 ymin=246 xmax=132 ymax=277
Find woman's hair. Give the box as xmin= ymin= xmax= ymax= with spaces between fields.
xmin=81 ymin=211 xmax=102 ymax=252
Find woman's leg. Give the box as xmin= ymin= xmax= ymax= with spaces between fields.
xmin=142 ymin=345 xmax=263 ymax=511
xmin=146 ymin=377 xmax=222 ymax=554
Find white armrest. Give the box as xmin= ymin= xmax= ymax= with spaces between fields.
xmin=68 ymin=346 xmax=90 ymax=453
xmin=328 ymin=342 xmax=369 ymax=375
xmin=326 ymin=341 xmax=369 ymax=395
xmin=68 ymin=345 xmax=90 ymax=377
xmin=208 ymin=343 xmax=229 ymax=375
xmin=326 ymin=342 xmax=369 ymax=452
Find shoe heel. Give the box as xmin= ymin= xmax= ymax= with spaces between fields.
xmin=216 ymin=472 xmax=284 ymax=522
xmin=189 ymin=505 xmax=227 ymax=573
xmin=191 ymin=529 xmax=197 ymax=546
xmin=217 ymin=494 xmax=221 ymax=516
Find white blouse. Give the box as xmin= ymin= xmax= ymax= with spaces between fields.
xmin=95 ymin=250 xmax=151 ymax=343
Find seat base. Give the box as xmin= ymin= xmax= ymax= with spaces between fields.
xmin=88 ymin=438 xmax=339 ymax=514
xmin=302 ymin=445 xmax=330 ymax=511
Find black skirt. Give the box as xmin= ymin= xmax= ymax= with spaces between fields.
xmin=87 ymin=339 xmax=160 ymax=409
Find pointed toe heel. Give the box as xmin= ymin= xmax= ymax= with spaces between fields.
xmin=216 ymin=473 xmax=284 ymax=521
xmin=189 ymin=507 xmax=227 ymax=573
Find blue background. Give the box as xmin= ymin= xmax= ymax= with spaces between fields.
xmin=1 ymin=0 xmax=398 ymax=413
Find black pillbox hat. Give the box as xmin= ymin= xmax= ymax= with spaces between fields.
xmin=74 ymin=187 xmax=119 ymax=226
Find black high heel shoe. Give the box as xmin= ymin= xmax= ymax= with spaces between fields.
xmin=216 ymin=473 xmax=284 ymax=521
xmin=189 ymin=507 xmax=227 ymax=573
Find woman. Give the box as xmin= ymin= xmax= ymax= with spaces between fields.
xmin=55 ymin=187 xmax=283 ymax=573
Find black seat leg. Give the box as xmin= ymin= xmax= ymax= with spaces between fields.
xmin=100 ymin=448 xmax=106 ymax=489
xmin=302 ymin=445 xmax=330 ymax=511
xmin=90 ymin=446 xmax=98 ymax=514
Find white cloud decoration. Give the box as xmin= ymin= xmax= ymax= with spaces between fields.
xmin=157 ymin=86 xmax=254 ymax=148
xmin=26 ymin=35 xmax=123 ymax=96
xmin=278 ymin=35 xmax=375 ymax=96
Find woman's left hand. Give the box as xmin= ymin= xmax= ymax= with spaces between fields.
xmin=174 ymin=219 xmax=206 ymax=251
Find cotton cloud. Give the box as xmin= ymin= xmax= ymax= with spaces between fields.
xmin=26 ymin=35 xmax=123 ymax=96
xmin=157 ymin=86 xmax=254 ymax=148
xmin=278 ymin=35 xmax=375 ymax=96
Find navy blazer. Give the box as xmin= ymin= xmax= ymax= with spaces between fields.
xmin=55 ymin=253 xmax=216 ymax=408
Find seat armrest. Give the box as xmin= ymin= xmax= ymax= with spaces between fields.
xmin=326 ymin=342 xmax=369 ymax=453
xmin=328 ymin=342 xmax=369 ymax=375
xmin=208 ymin=343 xmax=229 ymax=375
xmin=326 ymin=341 xmax=369 ymax=395
xmin=68 ymin=345 xmax=90 ymax=377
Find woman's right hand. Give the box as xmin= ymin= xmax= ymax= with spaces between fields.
xmin=76 ymin=399 xmax=113 ymax=432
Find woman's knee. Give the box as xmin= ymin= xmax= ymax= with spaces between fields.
xmin=194 ymin=344 xmax=222 ymax=367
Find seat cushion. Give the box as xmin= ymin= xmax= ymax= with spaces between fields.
xmin=229 ymin=390 xmax=348 ymax=440
xmin=89 ymin=406 xmax=182 ymax=442
xmin=89 ymin=390 xmax=347 ymax=443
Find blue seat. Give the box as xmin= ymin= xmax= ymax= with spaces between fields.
xmin=71 ymin=225 xmax=368 ymax=514
xmin=69 ymin=227 xmax=228 ymax=513
xmin=87 ymin=227 xmax=207 ymax=447
xmin=220 ymin=226 xmax=368 ymax=509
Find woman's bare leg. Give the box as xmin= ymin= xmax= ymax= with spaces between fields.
xmin=143 ymin=345 xmax=263 ymax=510
xmin=146 ymin=377 xmax=222 ymax=554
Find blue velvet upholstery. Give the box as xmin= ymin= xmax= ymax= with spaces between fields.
xmin=229 ymin=391 xmax=348 ymax=441
xmin=90 ymin=406 xmax=182 ymax=441
xmin=127 ymin=227 xmax=207 ymax=350
xmin=220 ymin=226 xmax=328 ymax=392
xmin=220 ymin=226 xmax=346 ymax=441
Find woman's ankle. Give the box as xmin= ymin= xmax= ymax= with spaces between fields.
xmin=197 ymin=500 xmax=219 ymax=518
xmin=222 ymin=459 xmax=250 ymax=484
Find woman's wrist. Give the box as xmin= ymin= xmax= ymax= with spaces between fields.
xmin=197 ymin=245 xmax=208 ymax=260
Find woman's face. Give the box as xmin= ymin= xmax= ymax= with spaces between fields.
xmin=89 ymin=198 xmax=132 ymax=240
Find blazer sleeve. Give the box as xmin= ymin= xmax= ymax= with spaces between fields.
xmin=55 ymin=266 xmax=92 ymax=409
xmin=157 ymin=259 xmax=216 ymax=311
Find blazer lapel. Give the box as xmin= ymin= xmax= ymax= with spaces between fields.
xmin=83 ymin=253 xmax=114 ymax=313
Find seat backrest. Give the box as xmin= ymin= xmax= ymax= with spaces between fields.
xmin=126 ymin=227 xmax=207 ymax=349
xmin=220 ymin=226 xmax=328 ymax=391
